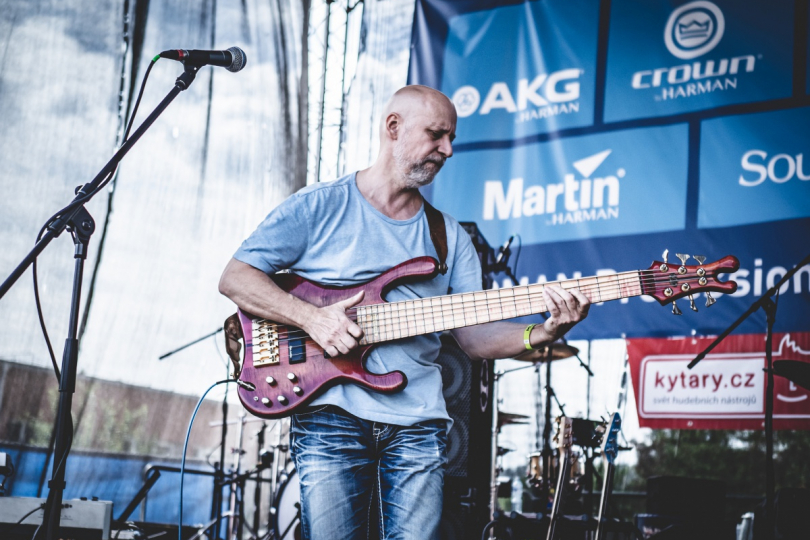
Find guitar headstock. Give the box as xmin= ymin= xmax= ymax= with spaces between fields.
xmin=642 ymin=250 xmax=739 ymax=314
xmin=599 ymin=413 xmax=622 ymax=465
xmin=553 ymin=416 xmax=574 ymax=453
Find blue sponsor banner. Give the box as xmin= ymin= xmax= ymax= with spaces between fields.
xmin=699 ymin=106 xmax=810 ymax=228
xmin=604 ymin=0 xmax=794 ymax=123
xmin=433 ymin=124 xmax=689 ymax=245
xmin=438 ymin=0 xmax=599 ymax=143
xmin=411 ymin=0 xmax=810 ymax=338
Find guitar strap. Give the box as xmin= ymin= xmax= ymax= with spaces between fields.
xmin=423 ymin=199 xmax=449 ymax=275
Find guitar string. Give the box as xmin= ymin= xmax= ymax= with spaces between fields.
xmin=257 ymin=268 xmax=715 ymax=344
xmin=251 ymin=274 xmax=722 ymax=354
xmin=260 ymin=273 xmax=722 ymax=348
xmin=262 ymin=272 xmax=712 ymax=340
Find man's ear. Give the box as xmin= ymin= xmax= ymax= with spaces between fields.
xmin=385 ymin=113 xmax=400 ymax=140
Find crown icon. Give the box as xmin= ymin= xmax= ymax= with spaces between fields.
xmin=677 ymin=19 xmax=711 ymax=40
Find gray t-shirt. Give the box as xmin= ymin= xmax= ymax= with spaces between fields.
xmin=233 ymin=172 xmax=482 ymax=427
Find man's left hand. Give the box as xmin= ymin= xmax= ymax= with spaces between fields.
xmin=540 ymin=284 xmax=590 ymax=342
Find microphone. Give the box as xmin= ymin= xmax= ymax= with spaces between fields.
xmin=494 ymin=235 xmax=515 ymax=266
xmin=159 ymin=47 xmax=246 ymax=72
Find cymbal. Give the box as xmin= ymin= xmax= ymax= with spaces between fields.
xmin=498 ymin=411 xmax=530 ymax=427
xmin=773 ymin=360 xmax=810 ymax=392
xmin=512 ymin=343 xmax=580 ymax=362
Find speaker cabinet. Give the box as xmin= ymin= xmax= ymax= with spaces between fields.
xmin=434 ymin=333 xmax=494 ymax=539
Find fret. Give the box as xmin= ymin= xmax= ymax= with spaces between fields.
xmin=484 ymin=289 xmax=501 ymax=321
xmin=450 ymin=294 xmax=465 ymax=329
xmin=381 ymin=303 xmax=392 ymax=341
xmin=427 ymin=297 xmax=438 ymax=333
xmin=473 ymin=291 xmax=491 ymax=323
xmin=518 ymin=285 xmax=533 ymax=316
xmin=528 ymin=284 xmax=547 ymax=313
xmin=496 ymin=287 xmax=514 ymax=319
xmin=620 ymin=271 xmax=643 ymax=298
xmin=596 ymin=275 xmax=620 ymax=302
xmin=460 ymin=292 xmax=476 ymax=326
xmin=412 ymin=298 xmax=426 ymax=337
xmin=437 ymin=295 xmax=451 ymax=332
xmin=577 ymin=277 xmax=600 ymax=303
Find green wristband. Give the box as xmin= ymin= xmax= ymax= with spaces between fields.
xmin=524 ymin=323 xmax=538 ymax=350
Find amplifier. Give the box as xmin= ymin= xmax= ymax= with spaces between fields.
xmin=0 ymin=496 xmax=112 ymax=540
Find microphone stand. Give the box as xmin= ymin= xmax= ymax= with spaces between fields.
xmin=0 ymin=63 xmax=201 ymax=540
xmin=687 ymin=251 xmax=810 ymax=540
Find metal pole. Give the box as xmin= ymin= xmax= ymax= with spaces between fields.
xmin=314 ymin=0 xmax=334 ymax=183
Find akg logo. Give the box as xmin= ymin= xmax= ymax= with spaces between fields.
xmin=450 ymin=70 xmax=582 ymax=120
xmin=664 ymin=1 xmax=725 ymax=60
xmin=452 ymin=86 xmax=481 ymax=118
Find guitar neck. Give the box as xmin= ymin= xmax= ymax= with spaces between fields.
xmin=356 ymin=270 xmax=646 ymax=345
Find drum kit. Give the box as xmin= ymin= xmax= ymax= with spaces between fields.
xmin=487 ymin=341 xmax=629 ymax=540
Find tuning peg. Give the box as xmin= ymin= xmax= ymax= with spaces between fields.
xmin=662 ymin=249 xmax=669 ymax=263
xmin=672 ymin=301 xmax=682 ymax=315
xmin=694 ymin=255 xmax=706 ymax=265
xmin=688 ymin=295 xmax=698 ymax=312
xmin=705 ymin=291 xmax=717 ymax=307
xmin=676 ymin=253 xmax=690 ymax=265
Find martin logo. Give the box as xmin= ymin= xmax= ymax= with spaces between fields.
xmin=664 ymin=1 xmax=725 ymax=60
xmin=630 ymin=1 xmax=758 ymax=102
xmin=451 ymin=69 xmax=583 ymax=123
xmin=483 ymin=149 xmax=623 ymax=225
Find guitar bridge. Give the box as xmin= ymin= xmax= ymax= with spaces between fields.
xmin=252 ymin=320 xmax=280 ymax=367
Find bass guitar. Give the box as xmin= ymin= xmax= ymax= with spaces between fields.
xmin=224 ymin=251 xmax=738 ymax=419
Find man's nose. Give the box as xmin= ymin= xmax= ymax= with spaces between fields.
xmin=438 ymin=136 xmax=453 ymax=158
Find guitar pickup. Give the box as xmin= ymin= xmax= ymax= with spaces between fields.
xmin=288 ymin=336 xmax=306 ymax=364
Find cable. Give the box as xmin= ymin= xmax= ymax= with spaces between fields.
xmin=15 ymin=503 xmax=43 ymax=524
xmin=179 ymin=379 xmax=237 ymax=540
xmin=32 ymin=57 xmax=160 ymax=380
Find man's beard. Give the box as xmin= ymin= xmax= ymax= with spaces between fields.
xmin=393 ymin=132 xmax=445 ymax=189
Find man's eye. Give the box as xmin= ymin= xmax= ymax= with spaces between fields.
xmin=431 ymin=131 xmax=441 ymax=139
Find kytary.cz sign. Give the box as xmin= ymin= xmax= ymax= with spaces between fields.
xmin=627 ymin=332 xmax=810 ymax=430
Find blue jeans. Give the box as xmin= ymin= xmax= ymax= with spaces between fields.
xmin=290 ymin=405 xmax=447 ymax=540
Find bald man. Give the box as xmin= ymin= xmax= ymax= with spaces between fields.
xmin=219 ymin=85 xmax=589 ymax=540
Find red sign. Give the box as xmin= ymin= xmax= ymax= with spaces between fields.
xmin=627 ymin=333 xmax=810 ymax=430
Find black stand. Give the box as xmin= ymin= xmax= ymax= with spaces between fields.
xmin=687 ymin=251 xmax=810 ymax=540
xmin=540 ymin=347 xmax=566 ymax=508
xmin=0 ymin=65 xmax=201 ymax=540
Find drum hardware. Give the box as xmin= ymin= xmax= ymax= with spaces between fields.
xmin=206 ymin=413 xmax=290 ymax=540
xmin=489 ymin=361 xmax=543 ymax=530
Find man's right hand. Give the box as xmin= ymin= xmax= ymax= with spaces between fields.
xmin=305 ymin=290 xmax=365 ymax=357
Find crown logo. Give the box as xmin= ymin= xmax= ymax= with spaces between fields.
xmin=677 ymin=20 xmax=712 ymax=40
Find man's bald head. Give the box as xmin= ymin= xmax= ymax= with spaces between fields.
xmin=373 ymin=85 xmax=457 ymax=190
xmin=380 ymin=85 xmax=457 ymax=138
